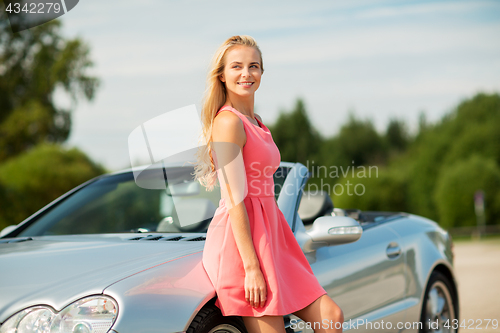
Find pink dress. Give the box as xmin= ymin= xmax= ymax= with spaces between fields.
xmin=202 ymin=105 xmax=327 ymax=317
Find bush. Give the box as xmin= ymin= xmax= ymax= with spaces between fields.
xmin=405 ymin=92 xmax=500 ymax=220
xmin=433 ymin=155 xmax=500 ymax=229
xmin=332 ymin=166 xmax=408 ymax=212
xmin=0 ymin=143 xmax=106 ymax=230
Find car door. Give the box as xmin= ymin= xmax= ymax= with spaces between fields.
xmin=304 ymin=221 xmax=407 ymax=332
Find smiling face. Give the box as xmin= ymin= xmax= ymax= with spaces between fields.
xmin=220 ymin=45 xmax=263 ymax=99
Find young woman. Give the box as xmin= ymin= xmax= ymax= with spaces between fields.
xmin=195 ymin=35 xmax=344 ymax=333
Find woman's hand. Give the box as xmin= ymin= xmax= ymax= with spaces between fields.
xmin=245 ymin=267 xmax=267 ymax=308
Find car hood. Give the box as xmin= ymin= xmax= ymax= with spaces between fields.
xmin=0 ymin=234 xmax=205 ymax=323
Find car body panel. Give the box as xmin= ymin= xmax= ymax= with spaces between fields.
xmin=0 ymin=235 xmax=205 ymax=323
xmin=312 ymin=224 xmax=405 ymax=327
xmin=382 ymin=215 xmax=457 ymax=333
xmin=291 ymin=214 xmax=455 ymax=333
xmin=104 ymin=251 xmax=215 ymax=333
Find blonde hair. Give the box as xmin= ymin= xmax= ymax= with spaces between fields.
xmin=193 ymin=35 xmax=264 ymax=191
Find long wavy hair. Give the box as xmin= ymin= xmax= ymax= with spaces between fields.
xmin=193 ymin=35 xmax=264 ymax=191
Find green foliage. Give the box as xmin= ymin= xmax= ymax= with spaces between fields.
xmin=0 ymin=100 xmax=52 ymax=156
xmin=443 ymin=121 xmax=500 ymax=166
xmin=0 ymin=144 xmax=106 ymax=230
xmin=434 ymin=155 xmax=500 ymax=228
xmin=308 ymin=114 xmax=390 ymax=194
xmin=385 ymin=118 xmax=410 ymax=153
xmin=333 ymin=167 xmax=407 ymax=212
xmin=405 ymin=92 xmax=500 ymax=221
xmin=338 ymin=114 xmax=387 ymax=166
xmin=0 ymin=12 xmax=102 ymax=231
xmin=0 ymin=11 xmax=99 ymax=161
xmin=322 ymin=114 xmax=387 ymax=169
xmin=273 ymin=92 xmax=500 ymax=228
xmin=319 ymin=136 xmax=349 ymax=170
xmin=268 ymin=99 xmax=323 ymax=166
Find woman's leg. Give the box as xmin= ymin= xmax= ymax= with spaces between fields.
xmin=242 ymin=315 xmax=286 ymax=333
xmin=292 ymin=295 xmax=344 ymax=333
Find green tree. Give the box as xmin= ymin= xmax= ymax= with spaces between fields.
xmin=318 ymin=137 xmax=350 ymax=175
xmin=385 ymin=118 xmax=410 ymax=153
xmin=0 ymin=10 xmax=99 ymax=161
xmin=269 ymin=99 xmax=323 ymax=166
xmin=333 ymin=167 xmax=407 ymax=212
xmin=406 ymin=92 xmax=500 ymax=220
xmin=0 ymin=143 xmax=106 ymax=229
xmin=327 ymin=92 xmax=500 ymax=227
xmin=332 ymin=113 xmax=387 ymax=167
xmin=434 ymin=155 xmax=500 ymax=228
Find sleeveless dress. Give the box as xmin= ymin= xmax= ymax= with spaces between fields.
xmin=202 ymin=105 xmax=327 ymax=317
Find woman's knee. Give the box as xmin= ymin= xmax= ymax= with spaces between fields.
xmin=333 ymin=305 xmax=344 ymax=324
xmin=324 ymin=297 xmax=344 ymax=324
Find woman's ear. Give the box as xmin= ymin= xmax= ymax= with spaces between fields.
xmin=219 ymin=74 xmax=225 ymax=83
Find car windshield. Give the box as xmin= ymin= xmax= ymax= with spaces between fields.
xmin=17 ymin=166 xmax=290 ymax=236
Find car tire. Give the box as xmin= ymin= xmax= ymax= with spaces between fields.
xmin=419 ymin=271 xmax=458 ymax=333
xmin=187 ymin=305 xmax=248 ymax=333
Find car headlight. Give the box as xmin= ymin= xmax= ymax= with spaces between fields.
xmin=0 ymin=295 xmax=118 ymax=333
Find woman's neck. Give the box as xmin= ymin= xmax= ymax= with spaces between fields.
xmin=224 ymin=95 xmax=254 ymax=118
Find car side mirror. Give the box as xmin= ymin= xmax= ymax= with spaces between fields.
xmin=302 ymin=216 xmax=362 ymax=252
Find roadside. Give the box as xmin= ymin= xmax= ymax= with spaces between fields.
xmin=453 ymin=238 xmax=500 ymax=332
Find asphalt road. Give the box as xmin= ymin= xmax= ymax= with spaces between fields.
xmin=453 ymin=238 xmax=500 ymax=332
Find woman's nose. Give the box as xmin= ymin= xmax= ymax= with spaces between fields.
xmin=241 ymin=67 xmax=250 ymax=78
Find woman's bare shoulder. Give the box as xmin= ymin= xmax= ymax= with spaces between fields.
xmin=214 ymin=110 xmax=243 ymax=130
xmin=213 ymin=110 xmax=246 ymax=147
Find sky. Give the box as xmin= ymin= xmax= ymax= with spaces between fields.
xmin=50 ymin=0 xmax=500 ymax=171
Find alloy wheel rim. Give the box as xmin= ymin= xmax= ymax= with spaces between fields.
xmin=424 ymin=280 xmax=456 ymax=333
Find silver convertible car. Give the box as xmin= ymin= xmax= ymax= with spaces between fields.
xmin=0 ymin=162 xmax=459 ymax=333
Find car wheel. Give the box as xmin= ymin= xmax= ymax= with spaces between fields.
xmin=420 ymin=271 xmax=458 ymax=333
xmin=187 ymin=305 xmax=248 ymax=333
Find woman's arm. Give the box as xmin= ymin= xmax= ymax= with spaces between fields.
xmin=212 ymin=111 xmax=267 ymax=308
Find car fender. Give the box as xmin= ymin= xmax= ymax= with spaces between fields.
xmin=385 ymin=215 xmax=458 ymax=329
xmin=103 ymin=251 xmax=216 ymax=333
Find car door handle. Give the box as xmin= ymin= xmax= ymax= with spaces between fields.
xmin=386 ymin=242 xmax=401 ymax=259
